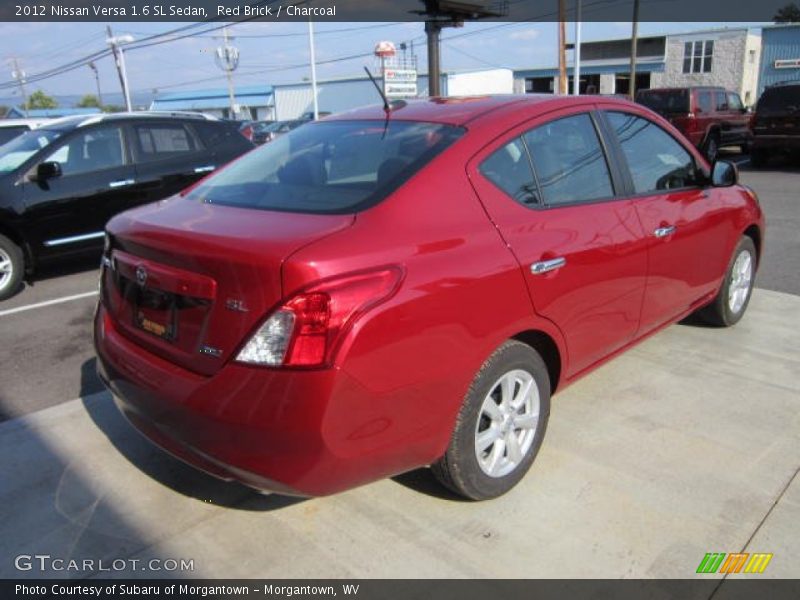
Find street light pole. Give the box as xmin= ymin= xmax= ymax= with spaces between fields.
xmin=11 ymin=58 xmax=28 ymax=116
xmin=629 ymin=0 xmax=640 ymax=100
xmin=574 ymin=0 xmax=582 ymax=95
xmin=307 ymin=20 xmax=319 ymax=120
xmin=106 ymin=27 xmax=134 ymax=112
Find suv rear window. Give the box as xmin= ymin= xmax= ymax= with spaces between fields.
xmin=757 ymin=85 xmax=800 ymax=113
xmin=186 ymin=120 xmax=463 ymax=214
xmin=636 ymin=89 xmax=690 ymax=115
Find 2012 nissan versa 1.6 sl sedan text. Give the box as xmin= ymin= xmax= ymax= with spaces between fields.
xmin=94 ymin=96 xmax=764 ymax=500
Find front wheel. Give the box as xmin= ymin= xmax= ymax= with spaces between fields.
xmin=432 ymin=341 xmax=551 ymax=500
xmin=703 ymin=132 xmax=720 ymax=163
xmin=701 ymin=236 xmax=756 ymax=327
xmin=0 ymin=234 xmax=24 ymax=301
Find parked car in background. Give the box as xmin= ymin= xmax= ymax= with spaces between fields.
xmin=252 ymin=119 xmax=308 ymax=144
xmin=0 ymin=118 xmax=49 ymax=146
xmin=636 ymin=86 xmax=751 ymax=161
xmin=750 ymin=81 xmax=800 ymax=167
xmin=0 ymin=111 xmax=254 ymax=300
xmin=95 ymin=96 xmax=763 ymax=501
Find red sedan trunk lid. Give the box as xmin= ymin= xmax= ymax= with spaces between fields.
xmin=103 ymin=196 xmax=354 ymax=376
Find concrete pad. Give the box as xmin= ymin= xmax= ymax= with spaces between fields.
xmin=1 ymin=288 xmax=798 ymax=579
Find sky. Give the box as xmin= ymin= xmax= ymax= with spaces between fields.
xmin=0 ymin=20 xmax=769 ymax=106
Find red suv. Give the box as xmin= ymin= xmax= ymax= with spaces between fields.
xmin=95 ymin=96 xmax=764 ymax=500
xmin=636 ymin=87 xmax=752 ymax=162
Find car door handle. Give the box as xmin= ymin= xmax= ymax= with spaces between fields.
xmin=109 ymin=178 xmax=135 ymax=189
xmin=654 ymin=225 xmax=677 ymax=238
xmin=531 ymin=257 xmax=566 ymax=275
xmin=194 ymin=165 xmax=215 ymax=174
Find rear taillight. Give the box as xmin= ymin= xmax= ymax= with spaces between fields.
xmin=236 ymin=267 xmax=403 ymax=368
xmin=240 ymin=125 xmax=253 ymax=141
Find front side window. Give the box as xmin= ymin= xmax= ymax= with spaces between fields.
xmin=187 ymin=120 xmax=463 ymax=213
xmin=479 ymin=138 xmax=538 ymax=206
xmin=41 ymin=126 xmax=125 ymax=176
xmin=523 ymin=113 xmax=614 ymax=206
xmin=0 ymin=129 xmax=62 ymax=173
xmin=727 ymin=93 xmax=744 ymax=111
xmin=606 ymin=111 xmax=697 ymax=194
xmin=715 ymin=91 xmax=729 ymax=111
xmin=135 ymin=123 xmax=198 ymax=160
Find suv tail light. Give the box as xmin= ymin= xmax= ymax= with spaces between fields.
xmin=236 ymin=267 xmax=403 ymax=368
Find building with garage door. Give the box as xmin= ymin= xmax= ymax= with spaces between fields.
xmin=514 ymin=27 xmax=762 ymax=106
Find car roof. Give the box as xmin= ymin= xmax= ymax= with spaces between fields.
xmin=36 ymin=111 xmax=219 ymax=132
xmin=0 ymin=118 xmax=50 ymax=128
xmin=327 ymin=95 xmax=621 ymax=126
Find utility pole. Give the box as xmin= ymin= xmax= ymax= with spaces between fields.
xmin=106 ymin=26 xmax=134 ymax=112
xmin=215 ymin=26 xmax=240 ymax=119
xmin=573 ymin=0 xmax=582 ymax=95
xmin=558 ymin=0 xmax=567 ymax=95
xmin=307 ymin=20 xmax=319 ymax=120
xmin=629 ymin=0 xmax=640 ymax=100
xmin=10 ymin=58 xmax=28 ymax=115
xmin=88 ymin=61 xmax=103 ymax=107
xmin=425 ymin=21 xmax=442 ymax=96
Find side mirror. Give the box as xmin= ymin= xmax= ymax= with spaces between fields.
xmin=711 ymin=160 xmax=738 ymax=187
xmin=36 ymin=161 xmax=62 ymax=181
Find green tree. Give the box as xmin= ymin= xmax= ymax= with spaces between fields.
xmin=76 ymin=94 xmax=101 ymax=108
xmin=25 ymin=90 xmax=58 ymax=110
xmin=101 ymin=104 xmax=125 ymax=113
xmin=774 ymin=2 xmax=800 ymax=22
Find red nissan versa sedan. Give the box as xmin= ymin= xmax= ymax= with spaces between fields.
xmin=94 ymin=96 xmax=765 ymax=500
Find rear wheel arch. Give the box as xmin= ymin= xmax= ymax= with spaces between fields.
xmin=512 ymin=329 xmax=563 ymax=394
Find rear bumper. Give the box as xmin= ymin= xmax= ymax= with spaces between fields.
xmin=94 ymin=304 xmax=426 ymax=496
xmin=752 ymin=134 xmax=800 ymax=152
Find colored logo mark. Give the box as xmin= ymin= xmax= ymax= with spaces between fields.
xmin=696 ymin=552 xmax=773 ymax=574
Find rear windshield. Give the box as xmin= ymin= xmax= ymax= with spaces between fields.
xmin=757 ymin=84 xmax=800 ymax=113
xmin=636 ymin=89 xmax=690 ymax=115
xmin=186 ymin=120 xmax=464 ymax=213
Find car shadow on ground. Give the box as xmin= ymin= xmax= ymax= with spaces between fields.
xmin=391 ymin=468 xmax=471 ymax=502
xmin=738 ymin=154 xmax=800 ymax=174
xmin=79 ymin=358 xmax=303 ymax=512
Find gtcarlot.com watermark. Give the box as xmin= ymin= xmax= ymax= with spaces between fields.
xmin=14 ymin=554 xmax=194 ymax=573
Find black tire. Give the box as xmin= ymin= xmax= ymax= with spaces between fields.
xmin=432 ymin=340 xmax=551 ymax=500
xmin=0 ymin=234 xmax=24 ymax=301
xmin=700 ymin=236 xmax=757 ymax=327
xmin=703 ymin=132 xmax=720 ymax=163
xmin=740 ymin=140 xmax=751 ymax=155
xmin=750 ymin=148 xmax=769 ymax=168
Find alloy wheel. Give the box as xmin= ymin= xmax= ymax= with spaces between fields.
xmin=728 ymin=249 xmax=753 ymax=315
xmin=475 ymin=369 xmax=540 ymax=478
xmin=0 ymin=247 xmax=12 ymax=291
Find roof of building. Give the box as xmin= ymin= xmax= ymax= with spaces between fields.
xmin=151 ymin=84 xmax=273 ymax=111
xmin=5 ymin=107 xmax=102 ymax=119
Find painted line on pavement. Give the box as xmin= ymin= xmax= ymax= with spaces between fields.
xmin=0 ymin=290 xmax=98 ymax=318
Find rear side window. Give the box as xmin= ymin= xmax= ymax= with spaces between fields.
xmin=697 ymin=91 xmax=713 ymax=114
xmin=134 ymin=123 xmax=199 ymax=160
xmin=606 ymin=112 xmax=697 ymax=194
xmin=479 ymin=139 xmax=538 ymax=206
xmin=636 ymin=89 xmax=689 ymax=115
xmin=186 ymin=120 xmax=463 ymax=214
xmin=523 ymin=113 xmax=614 ymax=206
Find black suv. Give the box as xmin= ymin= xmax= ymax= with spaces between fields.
xmin=0 ymin=112 xmax=253 ymax=299
xmin=750 ymin=81 xmax=800 ymax=167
